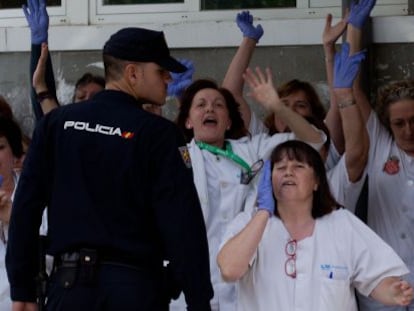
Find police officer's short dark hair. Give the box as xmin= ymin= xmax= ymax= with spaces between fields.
xmin=0 ymin=116 xmax=23 ymax=158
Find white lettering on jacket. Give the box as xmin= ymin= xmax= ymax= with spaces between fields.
xmin=63 ymin=121 xmax=134 ymax=139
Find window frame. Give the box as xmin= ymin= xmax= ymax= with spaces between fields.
xmin=0 ymin=0 xmax=409 ymax=52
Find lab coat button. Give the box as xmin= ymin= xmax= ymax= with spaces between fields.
xmin=400 ymin=233 xmax=407 ymax=239
xmin=407 ymin=180 xmax=414 ymax=187
xmin=221 ymin=182 xmax=228 ymax=188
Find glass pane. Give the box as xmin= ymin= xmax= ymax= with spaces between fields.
xmin=202 ymin=0 xmax=296 ymax=10
xmin=103 ymin=0 xmax=183 ymax=4
xmin=0 ymin=0 xmax=61 ymax=9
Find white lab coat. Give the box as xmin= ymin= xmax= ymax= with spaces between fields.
xmin=220 ymin=209 xmax=409 ymax=311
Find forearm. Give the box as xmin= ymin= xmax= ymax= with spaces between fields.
xmin=335 ymin=89 xmax=369 ymax=181
xmin=217 ymin=210 xmax=269 ymax=282
xmin=323 ymin=40 xmax=345 ymax=153
xmin=223 ymin=38 xmax=256 ymax=128
xmin=223 ymin=38 xmax=256 ymax=97
xmin=275 ymin=105 xmax=325 ymax=144
xmin=346 ymin=25 xmax=372 ymax=122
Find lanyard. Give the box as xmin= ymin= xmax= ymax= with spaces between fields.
xmin=196 ymin=141 xmax=252 ymax=174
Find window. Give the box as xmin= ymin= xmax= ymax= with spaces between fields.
xmin=0 ymin=0 xmax=61 ymax=9
xmin=101 ymin=0 xmax=295 ymax=9
xmin=104 ymin=0 xmax=182 ymax=3
xmin=201 ymin=0 xmax=295 ymax=10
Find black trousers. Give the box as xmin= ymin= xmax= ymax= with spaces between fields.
xmin=45 ymin=263 xmax=169 ymax=311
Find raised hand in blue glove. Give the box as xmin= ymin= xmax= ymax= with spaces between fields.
xmin=23 ymin=0 xmax=49 ymax=44
xmin=167 ymin=59 xmax=194 ymax=98
xmin=257 ymin=160 xmax=275 ymax=217
xmin=334 ymin=42 xmax=366 ymax=89
xmin=236 ymin=11 xmax=264 ymax=42
xmin=348 ymin=0 xmax=376 ymax=29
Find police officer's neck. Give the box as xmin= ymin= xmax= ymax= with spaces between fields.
xmin=106 ymin=80 xmax=139 ymax=100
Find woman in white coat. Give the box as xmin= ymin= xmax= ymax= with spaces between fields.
xmin=170 ymin=69 xmax=326 ymax=310
xmin=217 ymin=140 xmax=413 ymax=311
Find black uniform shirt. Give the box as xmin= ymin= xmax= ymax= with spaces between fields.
xmin=6 ymin=90 xmax=213 ymax=309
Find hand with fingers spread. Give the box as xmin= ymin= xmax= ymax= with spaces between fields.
xmin=323 ymin=13 xmax=348 ymax=49
xmin=23 ymin=0 xmax=49 ymax=45
xmin=334 ymin=42 xmax=366 ymax=89
xmin=236 ymin=10 xmax=264 ymax=42
xmin=243 ymin=67 xmax=281 ymax=112
xmin=167 ymin=59 xmax=194 ymax=98
xmin=348 ymin=0 xmax=376 ymax=29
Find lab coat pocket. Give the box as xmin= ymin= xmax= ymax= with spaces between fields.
xmin=219 ymin=182 xmax=251 ymax=220
xmin=319 ymin=278 xmax=353 ymax=311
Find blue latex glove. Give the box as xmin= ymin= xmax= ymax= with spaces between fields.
xmin=257 ymin=160 xmax=275 ymax=216
xmin=348 ymin=0 xmax=376 ymax=29
xmin=236 ymin=11 xmax=264 ymax=42
xmin=23 ymin=0 xmax=49 ymax=44
xmin=334 ymin=42 xmax=366 ymax=88
xmin=167 ymin=59 xmax=194 ymax=98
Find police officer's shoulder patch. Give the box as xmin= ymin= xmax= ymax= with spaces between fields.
xmin=178 ymin=146 xmax=192 ymax=168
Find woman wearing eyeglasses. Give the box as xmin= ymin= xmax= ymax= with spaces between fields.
xmin=170 ymin=76 xmax=326 ymax=311
xmin=217 ymin=140 xmax=413 ymax=311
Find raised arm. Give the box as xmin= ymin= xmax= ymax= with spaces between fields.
xmin=23 ymin=0 xmax=58 ymax=120
xmin=244 ymin=67 xmax=325 ymax=145
xmin=347 ymin=0 xmax=376 ymax=122
xmin=333 ymin=42 xmax=369 ymax=182
xmin=222 ymin=11 xmax=263 ymax=129
xmin=217 ymin=160 xmax=274 ymax=282
xmin=32 ymin=43 xmax=59 ymax=115
xmin=370 ymin=277 xmax=413 ymax=306
xmin=323 ymin=13 xmax=348 ymax=154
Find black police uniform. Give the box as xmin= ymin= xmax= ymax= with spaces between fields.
xmin=6 ymin=90 xmax=213 ymax=310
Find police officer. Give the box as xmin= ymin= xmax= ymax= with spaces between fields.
xmin=6 ymin=27 xmax=213 ymax=311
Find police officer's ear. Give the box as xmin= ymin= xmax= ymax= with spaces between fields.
xmin=124 ymin=62 xmax=143 ymax=86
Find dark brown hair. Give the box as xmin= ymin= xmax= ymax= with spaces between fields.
xmin=270 ymin=140 xmax=341 ymax=218
xmin=264 ymin=79 xmax=326 ymax=134
xmin=0 ymin=116 xmax=23 ymax=158
xmin=0 ymin=96 xmax=13 ymax=119
xmin=176 ymin=79 xmax=249 ymax=142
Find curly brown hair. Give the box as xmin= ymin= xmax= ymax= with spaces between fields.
xmin=376 ymin=80 xmax=414 ymax=135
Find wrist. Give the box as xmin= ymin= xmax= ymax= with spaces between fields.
xmin=36 ymin=90 xmax=54 ymax=103
xmin=257 ymin=208 xmax=272 ymax=218
xmin=337 ymin=98 xmax=356 ymax=109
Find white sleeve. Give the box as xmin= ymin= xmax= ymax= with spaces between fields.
xmin=327 ymin=156 xmax=367 ymax=213
xmin=336 ymin=210 xmax=409 ymax=297
xmin=366 ymin=111 xmax=393 ymax=163
xmin=248 ymin=111 xmax=268 ymax=136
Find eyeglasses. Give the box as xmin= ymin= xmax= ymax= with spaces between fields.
xmin=240 ymin=159 xmax=264 ymax=185
xmin=285 ymin=239 xmax=297 ymax=278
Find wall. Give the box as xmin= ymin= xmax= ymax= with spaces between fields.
xmin=1 ymin=42 xmax=413 ymax=137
